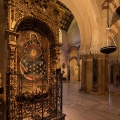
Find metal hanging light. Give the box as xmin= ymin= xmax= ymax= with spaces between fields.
xmin=100 ymin=0 xmax=117 ymax=54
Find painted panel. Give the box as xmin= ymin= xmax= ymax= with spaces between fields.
xmin=17 ymin=31 xmax=48 ymax=93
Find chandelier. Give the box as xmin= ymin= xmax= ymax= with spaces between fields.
xmin=100 ymin=0 xmax=117 ymax=54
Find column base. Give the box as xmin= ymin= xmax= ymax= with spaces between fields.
xmin=79 ymin=88 xmax=85 ymax=92
xmin=90 ymin=88 xmax=99 ymax=95
xmin=109 ymin=82 xmax=114 ymax=85
xmin=52 ymin=113 xmax=66 ymax=120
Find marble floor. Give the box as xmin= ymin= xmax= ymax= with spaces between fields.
xmin=63 ymin=81 xmax=120 ymax=120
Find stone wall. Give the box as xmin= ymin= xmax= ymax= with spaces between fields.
xmin=0 ymin=1 xmax=6 ymax=119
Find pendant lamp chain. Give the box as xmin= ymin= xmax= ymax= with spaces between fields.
xmin=106 ymin=0 xmax=109 ymax=46
xmin=107 ymin=0 xmax=110 ymax=29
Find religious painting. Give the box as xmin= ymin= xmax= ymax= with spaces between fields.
xmin=17 ymin=31 xmax=48 ymax=93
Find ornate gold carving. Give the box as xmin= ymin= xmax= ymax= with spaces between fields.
xmin=6 ymin=0 xmax=60 ymax=30
xmin=15 ymin=8 xmax=26 ymax=21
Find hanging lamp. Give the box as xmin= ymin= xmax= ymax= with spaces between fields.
xmin=100 ymin=0 xmax=117 ymax=54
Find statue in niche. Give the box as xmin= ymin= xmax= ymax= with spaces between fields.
xmin=20 ymin=33 xmax=46 ymax=80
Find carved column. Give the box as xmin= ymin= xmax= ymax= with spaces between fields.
xmin=47 ymin=41 xmax=51 ymax=85
xmin=6 ymin=30 xmax=19 ymax=119
xmin=0 ymin=1 xmax=6 ymax=119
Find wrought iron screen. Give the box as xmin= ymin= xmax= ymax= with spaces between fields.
xmin=6 ymin=69 xmax=63 ymax=120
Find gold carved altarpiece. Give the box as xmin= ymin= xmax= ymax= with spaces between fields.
xmin=6 ymin=0 xmax=64 ymax=119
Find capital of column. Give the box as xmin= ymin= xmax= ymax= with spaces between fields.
xmin=6 ymin=30 xmax=19 ymax=59
xmin=79 ymin=49 xmax=90 ymax=56
xmin=6 ymin=30 xmax=19 ymax=45
xmin=90 ymin=47 xmax=100 ymax=54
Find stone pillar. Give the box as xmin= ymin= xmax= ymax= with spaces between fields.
xmin=109 ymin=61 xmax=114 ymax=84
xmin=113 ymin=62 xmax=119 ymax=85
xmin=77 ymin=54 xmax=80 ymax=82
xmin=79 ymin=59 xmax=82 ymax=82
xmin=97 ymin=54 xmax=109 ymax=94
xmin=79 ymin=53 xmax=109 ymax=94
xmin=91 ymin=55 xmax=98 ymax=93
xmin=80 ymin=54 xmax=93 ymax=92
xmin=67 ymin=62 xmax=70 ymax=81
xmin=85 ymin=55 xmax=93 ymax=92
xmin=104 ymin=54 xmax=109 ymax=92
xmin=78 ymin=63 xmax=80 ymax=82
xmin=79 ymin=55 xmax=86 ymax=91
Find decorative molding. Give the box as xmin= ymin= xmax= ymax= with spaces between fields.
xmin=79 ymin=50 xmax=90 ymax=55
xmin=5 ymin=0 xmax=61 ymax=32
xmin=68 ymin=46 xmax=78 ymax=53
xmin=69 ymin=56 xmax=78 ymax=61
xmin=90 ymin=48 xmax=99 ymax=55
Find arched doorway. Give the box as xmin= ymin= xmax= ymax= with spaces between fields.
xmin=69 ymin=47 xmax=79 ymax=81
xmin=70 ymin=59 xmax=78 ymax=81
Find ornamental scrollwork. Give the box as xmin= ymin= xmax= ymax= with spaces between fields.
xmin=6 ymin=0 xmax=60 ymax=30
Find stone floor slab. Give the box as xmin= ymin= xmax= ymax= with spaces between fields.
xmin=63 ymin=81 xmax=120 ymax=120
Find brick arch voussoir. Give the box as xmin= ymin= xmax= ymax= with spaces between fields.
xmin=109 ymin=20 xmax=120 ymax=39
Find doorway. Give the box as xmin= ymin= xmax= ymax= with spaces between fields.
xmin=70 ymin=59 xmax=78 ymax=81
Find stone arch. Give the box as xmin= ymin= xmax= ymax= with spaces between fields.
xmin=68 ymin=46 xmax=78 ymax=54
xmin=101 ymin=0 xmax=119 ymax=17
xmin=108 ymin=20 xmax=120 ymax=41
xmin=13 ymin=16 xmax=55 ymax=43
xmin=68 ymin=46 xmax=79 ymax=60
xmin=102 ymin=1 xmax=120 ymax=43
xmin=69 ymin=58 xmax=78 ymax=81
xmin=68 ymin=46 xmax=79 ymax=81
xmin=110 ymin=0 xmax=120 ymax=27
xmin=59 ymin=0 xmax=100 ymax=54
xmin=109 ymin=0 xmax=119 ymax=15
